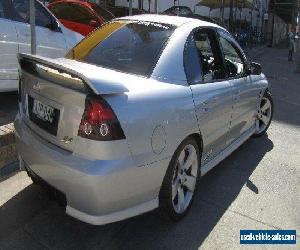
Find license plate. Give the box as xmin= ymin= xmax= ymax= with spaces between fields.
xmin=32 ymin=99 xmax=55 ymax=123
xmin=28 ymin=96 xmax=60 ymax=136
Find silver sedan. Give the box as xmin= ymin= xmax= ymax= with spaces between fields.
xmin=15 ymin=15 xmax=273 ymax=225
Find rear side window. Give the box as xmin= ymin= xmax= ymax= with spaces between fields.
xmin=67 ymin=21 xmax=175 ymax=77
xmin=50 ymin=3 xmax=94 ymax=25
xmin=92 ymin=5 xmax=114 ymax=21
xmin=49 ymin=3 xmax=73 ymax=20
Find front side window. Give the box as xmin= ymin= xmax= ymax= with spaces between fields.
xmin=67 ymin=21 xmax=175 ymax=77
xmin=185 ymin=29 xmax=224 ymax=84
xmin=218 ymin=35 xmax=246 ymax=78
xmin=11 ymin=0 xmax=53 ymax=28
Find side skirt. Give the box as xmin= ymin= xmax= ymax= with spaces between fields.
xmin=201 ymin=126 xmax=255 ymax=176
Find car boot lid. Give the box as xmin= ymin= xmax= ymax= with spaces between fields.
xmin=18 ymin=53 xmax=129 ymax=95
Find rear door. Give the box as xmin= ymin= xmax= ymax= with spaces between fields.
xmin=0 ymin=0 xmax=19 ymax=83
xmin=217 ymin=29 xmax=260 ymax=145
xmin=11 ymin=0 xmax=67 ymax=58
xmin=186 ymin=28 xmax=233 ymax=164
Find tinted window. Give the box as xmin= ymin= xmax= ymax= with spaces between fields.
xmin=67 ymin=21 xmax=175 ymax=77
xmin=50 ymin=3 xmax=94 ymax=25
xmin=92 ymin=5 xmax=114 ymax=21
xmin=11 ymin=0 xmax=53 ymax=28
xmin=219 ymin=36 xmax=245 ymax=78
xmin=49 ymin=3 xmax=73 ymax=20
xmin=193 ymin=30 xmax=225 ymax=82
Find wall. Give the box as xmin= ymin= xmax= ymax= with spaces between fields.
xmin=115 ymin=0 xmax=263 ymax=29
xmin=273 ymin=14 xmax=286 ymax=46
xmin=267 ymin=13 xmax=288 ymax=46
xmin=115 ymin=0 xmax=198 ymax=13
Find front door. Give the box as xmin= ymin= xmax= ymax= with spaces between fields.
xmin=217 ymin=29 xmax=261 ymax=145
xmin=185 ymin=28 xmax=233 ymax=164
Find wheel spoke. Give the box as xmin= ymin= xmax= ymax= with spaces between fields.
xmin=259 ymin=114 xmax=269 ymax=125
xmin=184 ymin=175 xmax=196 ymax=192
xmin=177 ymin=150 xmax=185 ymax=168
xmin=182 ymin=148 xmax=196 ymax=171
xmin=172 ymin=180 xmax=178 ymax=200
xmin=261 ymin=101 xmax=270 ymax=112
xmin=177 ymin=187 xmax=185 ymax=212
xmin=255 ymin=118 xmax=260 ymax=131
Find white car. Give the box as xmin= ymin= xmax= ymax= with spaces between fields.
xmin=0 ymin=0 xmax=83 ymax=92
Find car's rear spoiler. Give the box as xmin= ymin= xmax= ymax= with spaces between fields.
xmin=18 ymin=53 xmax=128 ymax=95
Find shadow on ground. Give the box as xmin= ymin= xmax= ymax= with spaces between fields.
xmin=252 ymin=47 xmax=300 ymax=127
xmin=0 ymin=91 xmax=18 ymax=126
xmin=0 ymin=135 xmax=273 ymax=250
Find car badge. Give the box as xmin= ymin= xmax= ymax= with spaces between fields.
xmin=60 ymin=136 xmax=73 ymax=144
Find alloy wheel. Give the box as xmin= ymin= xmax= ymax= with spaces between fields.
xmin=255 ymin=97 xmax=272 ymax=134
xmin=171 ymin=144 xmax=198 ymax=214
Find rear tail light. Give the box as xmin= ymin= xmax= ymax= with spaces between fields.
xmin=78 ymin=95 xmax=125 ymax=141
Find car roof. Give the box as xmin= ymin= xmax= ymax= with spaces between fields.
xmin=117 ymin=14 xmax=221 ymax=29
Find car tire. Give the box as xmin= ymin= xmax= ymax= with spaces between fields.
xmin=159 ymin=137 xmax=201 ymax=221
xmin=252 ymin=91 xmax=273 ymax=138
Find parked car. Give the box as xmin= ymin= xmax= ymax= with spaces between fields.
xmin=163 ymin=5 xmax=215 ymax=23
xmin=0 ymin=0 xmax=83 ymax=92
xmin=106 ymin=5 xmax=147 ymax=17
xmin=48 ymin=0 xmax=115 ymax=36
xmin=16 ymin=15 xmax=273 ymax=225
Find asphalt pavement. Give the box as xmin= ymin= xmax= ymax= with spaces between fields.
xmin=0 ymin=47 xmax=299 ymax=249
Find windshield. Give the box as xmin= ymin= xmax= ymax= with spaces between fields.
xmin=66 ymin=21 xmax=175 ymax=77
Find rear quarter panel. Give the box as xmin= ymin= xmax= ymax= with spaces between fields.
xmin=104 ymin=79 xmax=199 ymax=168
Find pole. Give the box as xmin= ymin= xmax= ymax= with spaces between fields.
xmin=234 ymin=0 xmax=238 ymax=33
xmin=296 ymin=9 xmax=300 ymax=72
xmin=229 ymin=0 xmax=234 ymax=32
xmin=240 ymin=0 xmax=243 ymax=34
xmin=221 ymin=0 xmax=225 ymax=26
xmin=154 ymin=0 xmax=158 ymax=13
xmin=30 ymin=0 xmax=36 ymax=55
xmin=129 ymin=0 xmax=133 ymax=16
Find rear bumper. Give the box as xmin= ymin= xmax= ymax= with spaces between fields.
xmin=15 ymin=115 xmax=168 ymax=225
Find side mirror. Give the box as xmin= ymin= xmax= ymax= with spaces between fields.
xmin=249 ymin=62 xmax=262 ymax=75
xmin=90 ymin=20 xmax=100 ymax=28
xmin=46 ymin=21 xmax=61 ymax=32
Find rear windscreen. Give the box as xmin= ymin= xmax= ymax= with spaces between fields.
xmin=66 ymin=21 xmax=175 ymax=77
